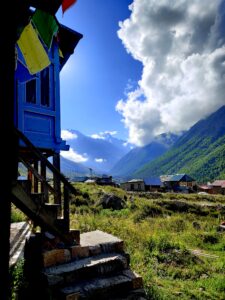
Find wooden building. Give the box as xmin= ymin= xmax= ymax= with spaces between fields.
xmin=144 ymin=177 xmax=162 ymax=192
xmin=160 ymin=174 xmax=197 ymax=192
xmin=211 ymin=180 xmax=225 ymax=194
xmin=15 ymin=11 xmax=82 ymax=156
xmin=120 ymin=179 xmax=145 ymax=192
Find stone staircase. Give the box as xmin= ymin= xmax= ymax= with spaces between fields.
xmin=24 ymin=230 xmax=146 ymax=300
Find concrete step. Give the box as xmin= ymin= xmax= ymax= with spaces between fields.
xmin=58 ymin=269 xmax=144 ymax=300
xmin=43 ymin=252 xmax=129 ymax=286
xmin=10 ymin=221 xmax=31 ymax=267
xmin=80 ymin=230 xmax=124 ymax=255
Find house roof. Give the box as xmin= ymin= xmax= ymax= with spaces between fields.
xmin=144 ymin=177 xmax=162 ymax=186
xmin=160 ymin=174 xmax=195 ymax=182
xmin=121 ymin=179 xmax=144 ymax=184
xmin=128 ymin=179 xmax=144 ymax=183
xmin=198 ymin=185 xmax=213 ymax=190
xmin=211 ymin=180 xmax=225 ymax=187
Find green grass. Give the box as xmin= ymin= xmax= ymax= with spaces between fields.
xmin=70 ymin=183 xmax=225 ymax=299
xmin=11 ymin=204 xmax=26 ymax=223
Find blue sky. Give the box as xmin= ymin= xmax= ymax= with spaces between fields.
xmin=56 ymin=0 xmax=142 ymax=141
xmin=57 ymin=0 xmax=225 ymax=147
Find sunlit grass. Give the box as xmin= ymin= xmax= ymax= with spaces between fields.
xmin=70 ymin=183 xmax=225 ymax=299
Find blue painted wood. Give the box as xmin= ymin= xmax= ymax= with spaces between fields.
xmin=15 ymin=39 xmax=69 ymax=152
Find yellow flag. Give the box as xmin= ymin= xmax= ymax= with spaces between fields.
xmin=17 ymin=22 xmax=51 ymax=75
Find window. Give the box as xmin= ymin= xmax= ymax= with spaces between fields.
xmin=41 ymin=68 xmax=50 ymax=106
xmin=26 ymin=79 xmax=36 ymax=104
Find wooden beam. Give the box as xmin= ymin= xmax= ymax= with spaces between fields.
xmin=53 ymin=153 xmax=61 ymax=206
xmin=0 ymin=5 xmax=18 ymax=299
xmin=29 ymin=0 xmax=62 ymax=14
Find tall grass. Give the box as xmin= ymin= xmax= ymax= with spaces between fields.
xmin=70 ymin=184 xmax=225 ymax=299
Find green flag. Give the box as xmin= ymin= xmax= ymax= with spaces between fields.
xmin=32 ymin=9 xmax=59 ymax=49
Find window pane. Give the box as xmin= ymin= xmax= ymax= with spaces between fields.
xmin=41 ymin=68 xmax=50 ymax=107
xmin=26 ymin=79 xmax=36 ymax=104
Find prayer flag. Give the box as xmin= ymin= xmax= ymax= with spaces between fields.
xmin=32 ymin=9 xmax=59 ymax=49
xmin=62 ymin=0 xmax=77 ymax=14
xmin=17 ymin=22 xmax=51 ymax=75
xmin=15 ymin=60 xmax=36 ymax=82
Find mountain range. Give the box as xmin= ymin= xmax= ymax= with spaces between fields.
xmin=60 ymin=130 xmax=132 ymax=176
xmin=110 ymin=133 xmax=179 ymax=178
xmin=60 ymin=105 xmax=225 ymax=183
xmin=133 ymin=105 xmax=225 ymax=182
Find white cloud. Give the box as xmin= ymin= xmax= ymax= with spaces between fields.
xmin=90 ymin=131 xmax=118 ymax=140
xmin=95 ymin=158 xmax=106 ymax=163
xmin=61 ymin=130 xmax=77 ymax=140
xmin=91 ymin=134 xmax=105 ymax=140
xmin=117 ymin=0 xmax=225 ymax=146
xmin=61 ymin=148 xmax=88 ymax=163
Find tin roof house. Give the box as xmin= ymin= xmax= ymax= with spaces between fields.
xmin=160 ymin=174 xmax=197 ymax=193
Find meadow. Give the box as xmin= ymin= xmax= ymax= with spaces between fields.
xmin=69 ymin=183 xmax=225 ymax=300
xmin=11 ymin=183 xmax=225 ymax=299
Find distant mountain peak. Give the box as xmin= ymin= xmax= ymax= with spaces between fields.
xmin=60 ymin=129 xmax=132 ymax=176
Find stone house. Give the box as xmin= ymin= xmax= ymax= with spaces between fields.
xmin=120 ymin=179 xmax=145 ymax=192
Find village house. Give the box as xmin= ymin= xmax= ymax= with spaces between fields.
xmin=160 ymin=173 xmax=197 ymax=193
xmin=144 ymin=177 xmax=163 ymax=192
xmin=210 ymin=180 xmax=225 ymax=194
xmin=120 ymin=177 xmax=162 ymax=192
xmin=197 ymin=184 xmax=213 ymax=194
xmin=120 ymin=179 xmax=145 ymax=192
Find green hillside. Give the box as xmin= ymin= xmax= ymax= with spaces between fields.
xmin=133 ymin=106 xmax=225 ymax=182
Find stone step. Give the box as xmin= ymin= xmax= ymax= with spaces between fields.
xmin=10 ymin=221 xmax=31 ymax=267
xmin=58 ymin=269 xmax=144 ymax=300
xmin=43 ymin=252 xmax=129 ymax=286
xmin=80 ymin=230 xmax=124 ymax=255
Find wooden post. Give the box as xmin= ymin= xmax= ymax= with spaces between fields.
xmin=63 ymin=185 xmax=70 ymax=233
xmin=0 ymin=8 xmax=18 ymax=300
xmin=33 ymin=160 xmax=39 ymax=193
xmin=41 ymin=160 xmax=48 ymax=202
xmin=53 ymin=152 xmax=61 ymax=207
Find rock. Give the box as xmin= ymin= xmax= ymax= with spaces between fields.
xmin=99 ymin=194 xmax=126 ymax=210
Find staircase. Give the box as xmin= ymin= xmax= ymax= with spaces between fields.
xmin=11 ymin=129 xmax=146 ymax=299
xmin=24 ymin=230 xmax=146 ymax=300
xmin=12 ymin=128 xmax=78 ymax=245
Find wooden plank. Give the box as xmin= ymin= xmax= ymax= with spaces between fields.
xmin=11 ymin=183 xmax=74 ymax=245
xmin=20 ymin=156 xmax=57 ymax=197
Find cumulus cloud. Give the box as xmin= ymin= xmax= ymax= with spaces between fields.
xmin=61 ymin=148 xmax=88 ymax=163
xmin=61 ymin=130 xmax=77 ymax=140
xmin=117 ymin=0 xmax=225 ymax=146
xmin=90 ymin=131 xmax=117 ymax=140
xmin=95 ymin=158 xmax=106 ymax=163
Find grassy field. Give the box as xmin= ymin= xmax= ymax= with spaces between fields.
xmin=11 ymin=183 xmax=225 ymax=299
xmin=69 ymin=183 xmax=225 ymax=300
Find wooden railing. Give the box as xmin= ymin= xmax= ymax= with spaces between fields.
xmin=15 ymin=127 xmax=77 ymax=233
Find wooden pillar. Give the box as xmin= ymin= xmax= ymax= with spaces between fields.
xmin=0 ymin=8 xmax=18 ymax=300
xmin=33 ymin=160 xmax=39 ymax=193
xmin=41 ymin=160 xmax=48 ymax=202
xmin=63 ymin=186 xmax=70 ymax=232
xmin=53 ymin=153 xmax=61 ymax=206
